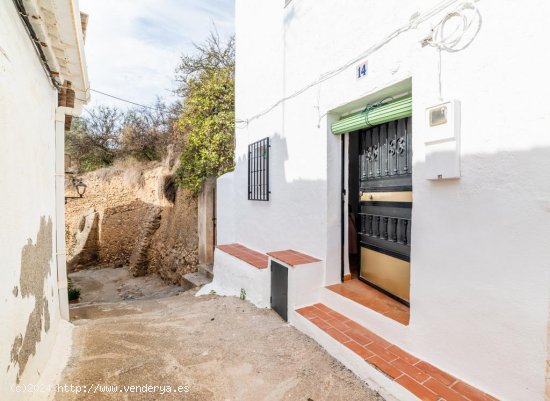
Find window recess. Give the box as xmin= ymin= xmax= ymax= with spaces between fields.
xmin=248 ymin=137 xmax=270 ymax=201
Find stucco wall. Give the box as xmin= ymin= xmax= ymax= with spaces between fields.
xmin=218 ymin=0 xmax=550 ymax=400
xmin=0 ymin=2 xmax=64 ymax=398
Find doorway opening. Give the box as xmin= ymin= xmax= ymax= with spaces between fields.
xmin=348 ymin=133 xmax=361 ymax=280
xmin=344 ymin=116 xmax=413 ymax=307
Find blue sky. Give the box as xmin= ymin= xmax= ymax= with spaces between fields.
xmin=80 ymin=0 xmax=234 ymax=109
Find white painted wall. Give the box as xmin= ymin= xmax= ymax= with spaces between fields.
xmin=218 ymin=0 xmax=328 ymax=261
xmin=0 ymin=2 xmax=70 ymax=399
xmin=285 ymin=260 xmax=323 ymax=324
xmin=218 ymin=0 xmax=550 ymax=399
xmin=198 ymin=251 xmax=271 ymax=308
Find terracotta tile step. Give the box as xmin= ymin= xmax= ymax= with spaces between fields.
xmin=267 ymin=249 xmax=321 ymax=266
xmin=326 ymin=279 xmax=410 ymax=325
xmin=296 ymin=303 xmax=499 ymax=401
xmin=216 ymin=243 xmax=268 ymax=269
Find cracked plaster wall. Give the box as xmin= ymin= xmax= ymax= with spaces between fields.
xmin=0 ymin=2 xmax=64 ymax=399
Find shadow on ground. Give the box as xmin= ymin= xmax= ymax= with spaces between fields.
xmin=68 ymin=266 xmax=192 ymax=320
xmin=57 ymin=286 xmax=384 ymax=401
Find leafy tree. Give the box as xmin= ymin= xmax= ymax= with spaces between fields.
xmin=175 ymin=33 xmax=235 ymax=195
xmin=121 ymin=100 xmax=178 ymax=161
xmin=65 ymin=105 xmax=122 ymax=171
xmin=66 ymin=101 xmax=182 ymax=172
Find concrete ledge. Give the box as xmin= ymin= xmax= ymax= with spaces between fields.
xmin=217 ymin=243 xmax=268 ymax=269
xmin=197 ymin=249 xmax=270 ymax=308
xmin=268 ymin=256 xmax=323 ymax=324
xmin=267 ymin=249 xmax=321 ymax=266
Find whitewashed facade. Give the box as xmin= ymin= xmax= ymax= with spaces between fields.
xmin=0 ymin=1 xmax=88 ymax=399
xmin=208 ymin=0 xmax=550 ymax=400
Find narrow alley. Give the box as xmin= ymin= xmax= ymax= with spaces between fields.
xmin=57 ymin=280 xmax=382 ymax=401
xmin=3 ymin=0 xmax=550 ymax=400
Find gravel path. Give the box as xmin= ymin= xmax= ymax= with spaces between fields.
xmin=57 ymin=284 xmax=383 ymax=401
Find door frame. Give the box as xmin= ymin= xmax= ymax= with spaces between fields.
xmin=340 ymin=134 xmax=345 ymax=283
xmin=339 ymin=123 xmax=412 ymax=307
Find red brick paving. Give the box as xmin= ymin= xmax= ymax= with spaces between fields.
xmin=267 ymin=249 xmax=321 ymax=266
xmin=216 ymin=243 xmax=268 ymax=269
xmin=296 ymin=303 xmax=499 ymax=401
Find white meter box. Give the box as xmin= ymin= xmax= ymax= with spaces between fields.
xmin=424 ymin=100 xmax=461 ymax=180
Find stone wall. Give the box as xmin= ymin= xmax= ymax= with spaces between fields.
xmin=99 ymin=200 xmax=156 ymax=267
xmin=65 ymin=159 xmax=167 ymax=258
xmin=148 ymin=188 xmax=198 ymax=285
xmin=65 ymin=158 xmax=199 ymax=281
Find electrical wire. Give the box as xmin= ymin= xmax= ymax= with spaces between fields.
xmin=11 ymin=0 xmax=60 ymax=89
xmin=12 ymin=0 xmax=167 ymax=113
xmin=363 ymin=97 xmax=394 ymax=127
xmin=424 ymin=2 xmax=482 ymax=99
xmin=70 ymin=0 xmax=480 ymax=126
xmin=236 ymin=0 xmax=478 ymax=128
xmin=12 ymin=0 xmax=166 ymax=112
xmin=72 ymin=89 xmax=172 ymax=116
xmin=74 ymin=89 xmax=167 ymax=112
xmin=89 ymin=89 xmax=166 ymax=111
xmin=427 ymin=2 xmax=481 ymax=53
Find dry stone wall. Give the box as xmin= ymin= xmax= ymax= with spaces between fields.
xmin=99 ymin=200 xmax=154 ymax=267
xmin=148 ymin=188 xmax=198 ymax=285
xmin=128 ymin=205 xmax=163 ymax=277
xmin=65 ymin=158 xmax=198 ymax=282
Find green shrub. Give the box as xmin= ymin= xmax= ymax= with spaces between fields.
xmin=68 ymin=287 xmax=81 ymax=301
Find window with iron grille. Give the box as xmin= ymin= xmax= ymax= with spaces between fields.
xmin=248 ymin=137 xmax=270 ymax=201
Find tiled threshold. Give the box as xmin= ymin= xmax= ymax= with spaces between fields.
xmin=297 ymin=303 xmax=498 ymax=401
xmin=327 ymin=279 xmax=410 ymax=325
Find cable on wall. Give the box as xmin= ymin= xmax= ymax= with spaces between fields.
xmin=363 ymin=97 xmax=394 ymax=127
xmin=423 ymin=2 xmax=482 ymax=100
xmin=11 ymin=0 xmax=60 ymax=89
xmin=236 ymin=0 xmax=481 ymax=128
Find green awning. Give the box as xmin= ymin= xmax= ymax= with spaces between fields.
xmin=331 ymin=95 xmax=412 ymax=135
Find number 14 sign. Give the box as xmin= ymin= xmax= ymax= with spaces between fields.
xmin=356 ymin=61 xmax=368 ymax=79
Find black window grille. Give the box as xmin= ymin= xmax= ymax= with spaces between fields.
xmin=248 ymin=137 xmax=270 ymax=201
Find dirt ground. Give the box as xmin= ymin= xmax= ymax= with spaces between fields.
xmin=69 ymin=267 xmax=190 ymax=303
xmin=56 ymin=270 xmax=383 ymax=401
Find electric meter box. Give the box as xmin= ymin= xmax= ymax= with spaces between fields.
xmin=424 ymin=99 xmax=461 ymax=180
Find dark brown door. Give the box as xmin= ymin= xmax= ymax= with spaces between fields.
xmin=356 ymin=117 xmax=412 ymax=304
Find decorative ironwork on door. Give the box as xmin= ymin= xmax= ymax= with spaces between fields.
xmin=360 ymin=117 xmax=412 ymax=192
xmin=356 ymin=116 xmax=412 ymax=304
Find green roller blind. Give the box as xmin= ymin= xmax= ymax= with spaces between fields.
xmin=331 ymin=95 xmax=412 ymax=135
